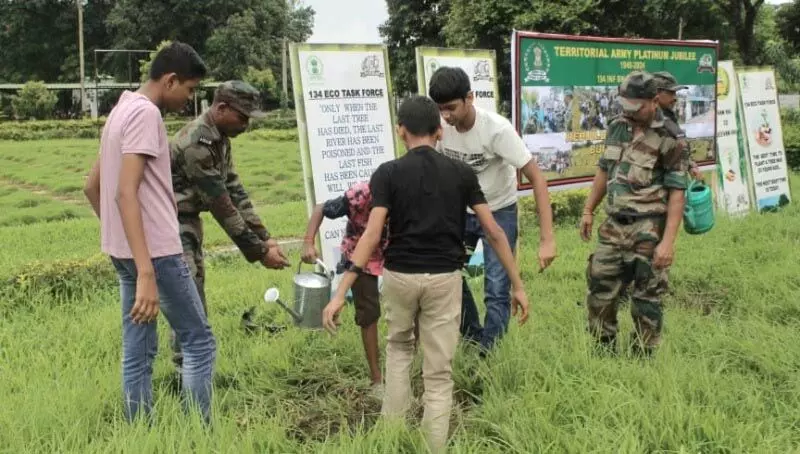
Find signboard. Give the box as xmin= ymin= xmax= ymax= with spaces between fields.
xmin=511 ymin=31 xmax=719 ymax=190
xmin=737 ymin=67 xmax=792 ymax=212
xmin=289 ymin=43 xmax=400 ymax=271
xmin=415 ymin=47 xmax=500 ymax=112
xmin=714 ymin=60 xmax=752 ymax=215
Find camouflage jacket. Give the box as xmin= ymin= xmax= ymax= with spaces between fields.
xmin=660 ymin=107 xmax=695 ymax=167
xmin=597 ymin=112 xmax=690 ymax=217
xmin=170 ymin=111 xmax=269 ymax=263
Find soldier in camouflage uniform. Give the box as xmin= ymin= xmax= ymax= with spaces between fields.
xmin=617 ymin=71 xmax=700 ymax=305
xmin=170 ymin=80 xmax=290 ymax=370
xmin=579 ymin=71 xmax=690 ymax=357
xmin=653 ymin=71 xmax=702 ymax=179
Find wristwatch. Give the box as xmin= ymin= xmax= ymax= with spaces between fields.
xmin=347 ymin=263 xmax=365 ymax=275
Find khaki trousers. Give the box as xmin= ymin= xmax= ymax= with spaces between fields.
xmin=381 ymin=268 xmax=462 ymax=454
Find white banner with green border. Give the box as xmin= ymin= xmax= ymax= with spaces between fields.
xmin=415 ymin=46 xmax=500 ymax=113
xmin=290 ymin=43 xmax=400 ymax=272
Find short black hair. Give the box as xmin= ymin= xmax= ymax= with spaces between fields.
xmin=397 ymin=95 xmax=441 ymax=136
xmin=428 ymin=66 xmax=471 ymax=104
xmin=149 ymin=41 xmax=208 ymax=82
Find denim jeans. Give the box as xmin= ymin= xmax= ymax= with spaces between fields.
xmin=111 ymin=254 xmax=217 ymax=424
xmin=460 ymin=203 xmax=518 ymax=352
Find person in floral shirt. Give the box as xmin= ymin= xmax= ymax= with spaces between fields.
xmin=301 ymin=181 xmax=388 ymax=395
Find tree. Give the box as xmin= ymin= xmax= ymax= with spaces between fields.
xmin=379 ymin=0 xmax=451 ymax=97
xmin=205 ymin=11 xmax=274 ymax=81
xmin=716 ymin=0 xmax=766 ymax=65
xmin=12 ymin=81 xmax=58 ymax=120
xmin=105 ymin=0 xmax=314 ymax=83
xmin=776 ymin=0 xmax=800 ymax=55
xmin=0 ymin=0 xmax=113 ymax=83
xmin=244 ymin=66 xmax=279 ymax=108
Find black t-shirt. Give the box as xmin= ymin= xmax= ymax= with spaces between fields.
xmin=369 ymin=145 xmax=487 ymax=273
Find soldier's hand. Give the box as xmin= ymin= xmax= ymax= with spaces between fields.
xmin=262 ymin=244 xmax=290 ymax=269
xmin=301 ymin=243 xmax=318 ymax=264
xmin=690 ymin=165 xmax=703 ymax=181
xmin=580 ymin=213 xmax=594 ymax=242
xmin=511 ymin=287 xmax=530 ymax=325
xmin=653 ymin=241 xmax=675 ymax=269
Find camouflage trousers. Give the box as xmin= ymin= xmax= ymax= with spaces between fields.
xmin=584 ymin=214 xmax=670 ymax=350
xmin=171 ymin=215 xmax=207 ymax=369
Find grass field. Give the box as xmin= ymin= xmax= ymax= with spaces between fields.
xmin=0 ymin=136 xmax=306 ymax=206
xmin=2 ymin=133 xmax=800 ymax=453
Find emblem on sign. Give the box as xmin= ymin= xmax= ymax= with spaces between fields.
xmin=473 ymin=59 xmax=493 ymax=82
xmin=523 ymin=43 xmax=550 ymax=83
xmin=360 ymin=55 xmax=385 ymax=78
xmin=697 ymin=53 xmax=715 ymax=73
xmin=306 ymin=55 xmax=324 ymax=83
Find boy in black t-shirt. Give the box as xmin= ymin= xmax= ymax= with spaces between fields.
xmin=321 ymin=95 xmax=530 ymax=454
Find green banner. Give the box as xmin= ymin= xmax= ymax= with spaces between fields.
xmin=514 ymin=33 xmax=719 ymax=189
xmin=519 ymin=38 xmax=717 ymax=88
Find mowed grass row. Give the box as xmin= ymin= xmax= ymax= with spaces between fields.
xmin=0 ymin=183 xmax=91 ymax=226
xmin=0 ymin=136 xmax=307 ymax=226
xmin=0 ymin=201 xmax=309 ymax=278
xmin=2 ymin=176 xmax=800 ymax=452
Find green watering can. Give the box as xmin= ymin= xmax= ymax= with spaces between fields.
xmin=683 ymin=179 xmax=715 ymax=235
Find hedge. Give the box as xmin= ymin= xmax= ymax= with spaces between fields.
xmin=0 ymin=254 xmax=117 ymax=316
xmin=0 ymin=109 xmax=298 ymax=141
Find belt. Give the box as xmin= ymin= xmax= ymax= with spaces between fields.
xmin=610 ymin=212 xmax=665 ymax=225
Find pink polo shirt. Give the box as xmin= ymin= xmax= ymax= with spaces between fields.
xmin=99 ymin=91 xmax=182 ymax=259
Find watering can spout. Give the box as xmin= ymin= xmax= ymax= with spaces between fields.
xmin=264 ymin=288 xmax=303 ymax=323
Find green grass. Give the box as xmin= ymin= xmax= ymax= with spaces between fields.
xmin=2 ymin=174 xmax=800 ymax=452
xmin=0 ymin=136 xmax=306 ymax=206
xmin=0 ymin=201 xmax=309 ymax=278
xmin=0 ymin=183 xmax=91 ymax=226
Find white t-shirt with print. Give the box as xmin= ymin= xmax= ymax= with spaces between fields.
xmin=436 ymin=105 xmax=532 ymax=212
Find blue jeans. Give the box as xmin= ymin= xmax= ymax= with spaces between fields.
xmin=111 ymin=254 xmax=217 ymax=424
xmin=460 ymin=203 xmax=518 ymax=352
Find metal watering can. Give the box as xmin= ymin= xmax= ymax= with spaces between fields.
xmin=264 ymin=259 xmax=333 ymax=329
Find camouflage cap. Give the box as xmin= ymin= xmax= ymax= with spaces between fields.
xmin=617 ymin=71 xmax=658 ymax=113
xmin=653 ymin=71 xmax=689 ymax=92
xmin=214 ymin=80 xmax=267 ymax=119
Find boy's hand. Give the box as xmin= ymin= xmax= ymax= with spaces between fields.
xmin=322 ymin=296 xmax=346 ymax=334
xmin=301 ymin=243 xmax=319 ymax=264
xmin=131 ymin=271 xmax=159 ymax=324
xmin=538 ymin=238 xmax=557 ymax=271
xmin=511 ymin=287 xmax=530 ymax=325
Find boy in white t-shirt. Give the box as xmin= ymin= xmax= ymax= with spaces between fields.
xmin=429 ymin=66 xmax=557 ymax=354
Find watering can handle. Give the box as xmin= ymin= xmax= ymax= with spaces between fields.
xmin=296 ymin=258 xmax=332 ymax=276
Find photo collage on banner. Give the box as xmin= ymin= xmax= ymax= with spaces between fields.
xmin=511 ymin=31 xmax=719 ymax=191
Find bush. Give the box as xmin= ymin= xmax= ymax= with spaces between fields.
xmin=11 ymin=81 xmax=58 ymax=120
xmin=519 ymin=186 xmax=591 ymax=229
xmin=0 ymin=255 xmax=117 ymax=316
xmin=782 ymin=109 xmax=800 ymax=171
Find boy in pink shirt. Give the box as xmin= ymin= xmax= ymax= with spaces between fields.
xmin=83 ymin=41 xmax=216 ymax=424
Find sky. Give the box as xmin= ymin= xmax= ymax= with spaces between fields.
xmin=305 ymin=0 xmax=789 ymax=45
